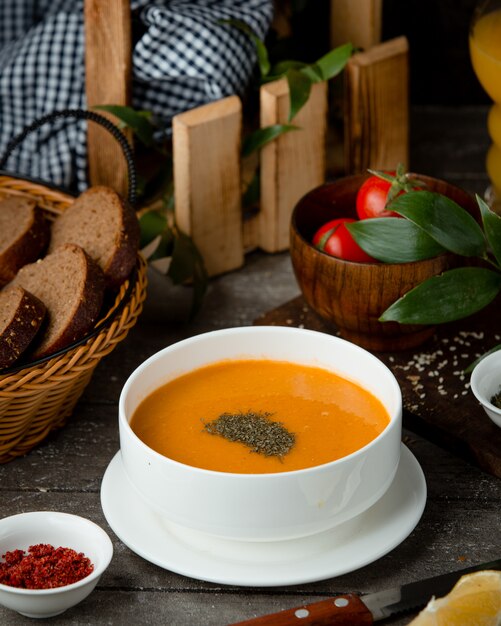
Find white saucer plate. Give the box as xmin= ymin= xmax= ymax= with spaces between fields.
xmin=100 ymin=444 xmax=426 ymax=587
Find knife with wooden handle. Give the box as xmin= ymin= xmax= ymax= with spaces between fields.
xmin=230 ymin=558 xmax=501 ymax=625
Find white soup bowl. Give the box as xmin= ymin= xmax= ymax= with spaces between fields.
xmin=119 ymin=326 xmax=402 ymax=542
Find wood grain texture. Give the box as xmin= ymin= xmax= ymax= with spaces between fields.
xmin=173 ymin=96 xmax=244 ymax=277
xmin=230 ymin=594 xmax=373 ymax=625
xmin=84 ymin=0 xmax=132 ymax=196
xmin=344 ymin=37 xmax=409 ymax=174
xmin=330 ymin=0 xmax=382 ymax=51
xmin=289 ymin=174 xmax=478 ymax=352
xmin=259 ymin=79 xmax=328 ymax=253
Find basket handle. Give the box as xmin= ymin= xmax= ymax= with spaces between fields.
xmin=0 ymin=109 xmax=137 ymax=207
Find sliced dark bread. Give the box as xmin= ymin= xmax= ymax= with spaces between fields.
xmin=49 ymin=186 xmax=140 ymax=289
xmin=0 ymin=286 xmax=46 ymax=369
xmin=0 ymin=196 xmax=50 ymax=286
xmin=12 ymin=243 xmax=105 ymax=359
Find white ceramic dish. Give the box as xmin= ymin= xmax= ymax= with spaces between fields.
xmin=0 ymin=511 xmax=113 ymax=619
xmin=470 ymin=349 xmax=501 ymax=428
xmin=119 ymin=326 xmax=403 ymax=542
xmin=101 ymin=444 xmax=426 ymax=587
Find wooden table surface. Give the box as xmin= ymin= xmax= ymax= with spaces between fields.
xmin=0 ymin=106 xmax=500 ymax=625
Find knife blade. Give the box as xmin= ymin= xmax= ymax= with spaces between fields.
xmin=230 ymin=558 xmax=501 ymax=625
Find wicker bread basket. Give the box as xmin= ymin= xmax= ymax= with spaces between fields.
xmin=0 ymin=110 xmax=147 ymax=463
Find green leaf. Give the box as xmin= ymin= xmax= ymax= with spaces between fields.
xmin=149 ymin=228 xmax=174 ymax=261
xmin=218 ymin=17 xmax=250 ymax=32
xmin=286 ymin=68 xmax=312 ymax=121
xmin=241 ymin=124 xmax=298 ymax=158
xmin=270 ymin=60 xmax=308 ymax=77
xmin=218 ymin=18 xmax=270 ymax=77
xmin=263 ymin=61 xmax=323 ymax=84
xmin=464 ymin=344 xmax=501 ymax=373
xmin=347 ymin=218 xmax=446 ymax=263
xmin=255 ymin=39 xmax=271 ymax=78
xmin=139 ymin=210 xmax=167 ymax=248
xmin=267 ymin=44 xmax=351 ymax=86
xmin=379 ymin=267 xmax=501 ymax=324
xmin=168 ymin=232 xmax=208 ymax=319
xmin=389 ymin=191 xmax=487 ymax=257
xmin=314 ymin=42 xmax=353 ymax=81
xmin=94 ymin=105 xmax=156 ymax=147
xmin=477 ymin=194 xmax=501 ymax=267
xmin=242 ymin=170 xmax=260 ymax=210
xmin=300 ymin=63 xmax=324 ymax=83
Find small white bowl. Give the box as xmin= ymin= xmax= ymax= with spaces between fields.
xmin=471 ymin=349 xmax=501 ymax=428
xmin=0 ymin=511 xmax=113 ymax=619
xmin=119 ymin=326 xmax=403 ymax=542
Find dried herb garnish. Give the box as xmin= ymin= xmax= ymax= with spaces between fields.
xmin=490 ymin=387 xmax=501 ymax=409
xmin=203 ymin=411 xmax=295 ymax=459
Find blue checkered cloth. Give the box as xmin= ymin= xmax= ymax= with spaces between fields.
xmin=0 ymin=0 xmax=273 ymax=192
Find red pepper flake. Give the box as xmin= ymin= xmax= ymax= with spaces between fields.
xmin=0 ymin=544 xmax=94 ymax=589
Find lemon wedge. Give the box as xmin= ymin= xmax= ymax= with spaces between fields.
xmin=409 ymin=569 xmax=501 ymax=626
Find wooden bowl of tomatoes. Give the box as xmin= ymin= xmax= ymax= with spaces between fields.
xmin=289 ymin=173 xmax=478 ymax=352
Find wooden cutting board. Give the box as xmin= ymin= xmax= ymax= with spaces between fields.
xmin=254 ymin=296 xmax=501 ymax=478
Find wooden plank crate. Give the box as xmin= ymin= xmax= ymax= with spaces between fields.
xmin=84 ymin=0 xmax=409 ymax=277
xmin=344 ymin=36 xmax=409 ymax=175
xmin=172 ymin=81 xmax=328 ymax=276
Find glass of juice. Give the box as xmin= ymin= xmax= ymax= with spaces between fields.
xmin=469 ymin=0 xmax=501 ymax=210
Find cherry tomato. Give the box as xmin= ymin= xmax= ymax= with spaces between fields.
xmin=312 ymin=218 xmax=377 ymax=263
xmin=356 ymin=173 xmax=401 ymax=219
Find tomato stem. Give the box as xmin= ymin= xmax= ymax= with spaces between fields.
xmin=367 ymin=163 xmax=425 ymax=207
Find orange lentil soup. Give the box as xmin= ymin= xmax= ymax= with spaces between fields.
xmin=130 ymin=359 xmax=390 ymax=474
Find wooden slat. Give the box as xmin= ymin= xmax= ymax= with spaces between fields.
xmin=330 ymin=0 xmax=382 ymax=51
xmin=173 ymin=96 xmax=244 ymax=277
xmin=344 ymin=36 xmax=409 ymax=175
xmin=259 ymin=79 xmax=328 ymax=253
xmin=84 ymin=0 xmax=132 ymax=196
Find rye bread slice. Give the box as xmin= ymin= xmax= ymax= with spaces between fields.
xmin=49 ymin=186 xmax=140 ymax=289
xmin=12 ymin=243 xmax=105 ymax=359
xmin=0 ymin=196 xmax=50 ymax=286
xmin=0 ymin=286 xmax=46 ymax=369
